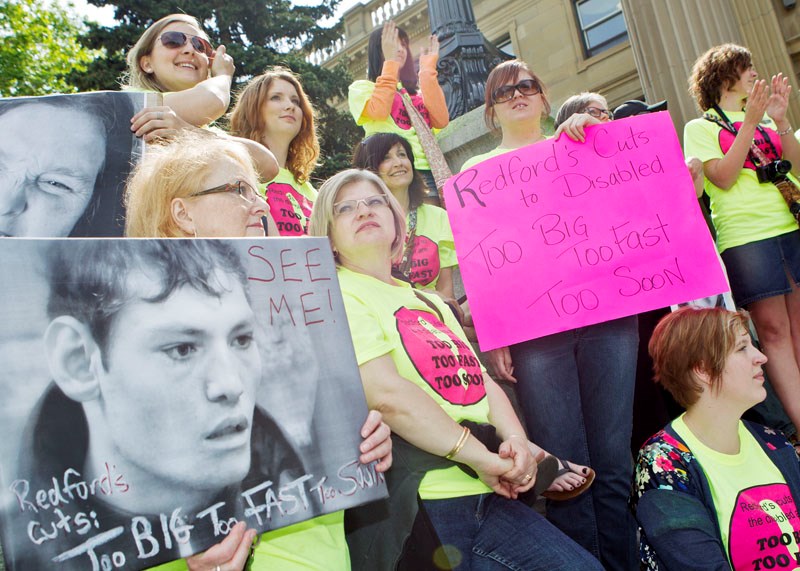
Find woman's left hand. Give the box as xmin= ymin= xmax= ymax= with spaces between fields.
xmin=358 ymin=410 xmax=393 ymax=472
xmin=554 ymin=112 xmax=603 ymax=143
xmin=186 ymin=521 xmax=256 ymax=571
xmin=498 ymin=435 xmax=538 ymax=494
xmin=131 ymin=106 xmax=197 ymax=141
xmin=766 ymin=73 xmax=792 ymax=126
xmin=420 ymin=34 xmax=440 ymax=58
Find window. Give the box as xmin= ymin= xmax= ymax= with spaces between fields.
xmin=495 ymin=35 xmax=515 ymax=57
xmin=574 ymin=0 xmax=628 ymax=58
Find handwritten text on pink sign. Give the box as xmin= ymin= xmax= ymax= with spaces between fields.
xmin=444 ymin=112 xmax=727 ymax=351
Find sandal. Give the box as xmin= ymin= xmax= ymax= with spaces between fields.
xmin=541 ymin=458 xmax=595 ymax=501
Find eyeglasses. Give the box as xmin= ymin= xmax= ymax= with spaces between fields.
xmin=492 ymin=79 xmax=541 ymax=104
xmin=158 ymin=31 xmax=214 ymax=58
xmin=190 ymin=180 xmax=261 ymax=203
xmin=333 ymin=194 xmax=390 ymax=217
xmin=583 ymin=106 xmax=613 ymax=120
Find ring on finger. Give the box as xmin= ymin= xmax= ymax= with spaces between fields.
xmin=214 ymin=565 xmax=221 ymax=571
xmin=157 ymin=112 xmax=163 ymax=121
xmin=523 ymin=473 xmax=532 ymax=483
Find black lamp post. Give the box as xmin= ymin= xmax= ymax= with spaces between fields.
xmin=428 ymin=0 xmax=511 ymax=119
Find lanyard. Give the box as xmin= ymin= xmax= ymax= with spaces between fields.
xmin=703 ymin=105 xmax=779 ymax=166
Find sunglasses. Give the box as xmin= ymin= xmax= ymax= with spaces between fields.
xmin=191 ymin=180 xmax=261 ymax=203
xmin=583 ymin=106 xmax=613 ymax=120
xmin=158 ymin=31 xmax=213 ymax=58
xmin=333 ymin=194 xmax=390 ymax=217
xmin=492 ymin=79 xmax=541 ymax=104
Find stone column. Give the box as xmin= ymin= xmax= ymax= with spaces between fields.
xmin=730 ymin=0 xmax=800 ymax=122
xmin=621 ymin=0 xmax=800 ymax=141
xmin=620 ymin=0 xmax=743 ymax=141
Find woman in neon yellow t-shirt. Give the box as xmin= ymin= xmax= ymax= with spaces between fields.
xmin=230 ymin=67 xmax=320 ymax=236
xmin=308 ymin=168 xmax=600 ymax=570
xmin=352 ymin=132 xmax=457 ymax=299
xmin=684 ymin=44 xmax=800 ymax=444
xmin=633 ymin=307 xmax=800 ymax=570
xmin=125 ymin=133 xmax=393 ymax=571
xmin=348 ymin=21 xmax=449 ymax=204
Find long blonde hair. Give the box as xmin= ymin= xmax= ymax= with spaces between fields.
xmin=123 ymin=14 xmax=211 ymax=92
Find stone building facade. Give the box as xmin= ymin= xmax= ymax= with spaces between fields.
xmin=311 ymin=0 xmax=800 ymax=167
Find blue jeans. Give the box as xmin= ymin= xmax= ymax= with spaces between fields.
xmin=510 ymin=316 xmax=639 ymax=571
xmin=422 ymin=493 xmax=603 ymax=570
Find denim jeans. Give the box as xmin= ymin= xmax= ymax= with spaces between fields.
xmin=421 ymin=493 xmax=603 ymax=570
xmin=510 ymin=315 xmax=639 ymax=571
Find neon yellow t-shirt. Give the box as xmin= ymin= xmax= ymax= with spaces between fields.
xmin=396 ymin=203 xmax=457 ymax=291
xmin=348 ymin=80 xmax=431 ymax=171
xmin=683 ymin=111 xmax=797 ymax=253
xmin=461 ymin=145 xmax=538 ymax=171
xmin=338 ymin=266 xmax=491 ymax=500
xmin=259 ymin=168 xmax=318 ymax=237
xmin=146 ymin=513 xmax=348 ymax=571
xmin=672 ymin=415 xmax=799 ymax=570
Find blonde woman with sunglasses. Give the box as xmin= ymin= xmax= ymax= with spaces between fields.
xmin=123 ymin=14 xmax=278 ymax=181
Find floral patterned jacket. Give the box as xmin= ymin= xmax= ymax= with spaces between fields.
xmin=630 ymin=421 xmax=800 ymax=570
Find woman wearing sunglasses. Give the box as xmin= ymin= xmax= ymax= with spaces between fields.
xmin=229 ymin=67 xmax=320 ymax=236
xmin=348 ymin=21 xmax=449 ymax=204
xmin=124 ymin=14 xmax=278 ymax=181
xmin=125 ymin=132 xmax=393 ymax=571
xmin=460 ymin=59 xmax=640 ymax=571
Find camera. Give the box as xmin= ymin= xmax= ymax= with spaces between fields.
xmin=756 ymin=159 xmax=792 ymax=184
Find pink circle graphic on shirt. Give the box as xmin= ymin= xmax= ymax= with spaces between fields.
xmin=393 ymin=235 xmax=440 ymax=286
xmin=717 ymin=122 xmax=782 ymax=173
xmin=728 ymin=483 xmax=799 ymax=570
xmin=394 ymin=306 xmax=486 ymax=405
xmin=267 ymin=182 xmax=313 ymax=236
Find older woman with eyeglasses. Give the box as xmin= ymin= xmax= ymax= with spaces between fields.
xmin=125 ymin=134 xmax=393 ymax=571
xmin=461 ymin=59 xmax=640 ymax=570
xmin=308 ymin=168 xmax=602 ymax=570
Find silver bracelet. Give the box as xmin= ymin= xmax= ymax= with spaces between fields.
xmin=777 ymin=125 xmax=793 ymax=136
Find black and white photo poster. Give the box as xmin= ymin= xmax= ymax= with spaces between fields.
xmin=0 ymin=237 xmax=386 ymax=570
xmin=0 ymin=91 xmax=148 ymax=238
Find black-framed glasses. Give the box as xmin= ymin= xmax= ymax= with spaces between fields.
xmin=492 ymin=79 xmax=541 ymax=104
xmin=191 ymin=180 xmax=261 ymax=203
xmin=333 ymin=194 xmax=389 ymax=217
xmin=583 ymin=106 xmax=613 ymax=120
xmin=158 ymin=31 xmax=214 ymax=58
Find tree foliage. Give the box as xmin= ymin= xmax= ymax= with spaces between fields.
xmin=71 ymin=0 xmax=360 ymax=181
xmin=0 ymin=0 xmax=100 ymax=96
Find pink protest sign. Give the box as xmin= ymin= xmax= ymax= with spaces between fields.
xmin=444 ymin=112 xmax=728 ymax=351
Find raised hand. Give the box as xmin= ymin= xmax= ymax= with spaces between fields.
xmin=766 ymin=73 xmax=793 ymax=126
xmin=211 ymin=44 xmax=235 ymax=78
xmin=420 ymin=34 xmax=440 ymax=58
xmin=381 ymin=20 xmax=403 ymax=63
xmin=743 ymin=79 xmax=769 ymax=128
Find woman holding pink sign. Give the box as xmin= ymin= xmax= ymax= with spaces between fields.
xmin=685 ymin=44 xmax=800 ymax=446
xmin=461 ymin=59 xmax=639 ymax=570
